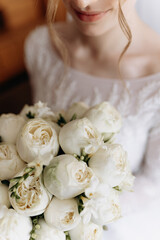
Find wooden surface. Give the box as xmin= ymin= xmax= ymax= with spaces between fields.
xmin=0 ymin=19 xmax=44 ymax=83
xmin=0 ymin=0 xmax=45 ymax=83
xmin=0 ymin=0 xmax=66 ymax=83
xmin=0 ymin=0 xmax=67 ymax=114
xmin=0 ymin=0 xmax=45 ymax=30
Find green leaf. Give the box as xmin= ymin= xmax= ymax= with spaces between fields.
xmin=113 ymin=186 xmax=121 ymax=192
xmin=1 ymin=180 xmax=10 ymax=186
xmin=26 ymin=111 xmax=35 ymax=119
xmin=70 ymin=113 xmax=77 ymax=121
xmin=76 ymin=193 xmax=86 ymax=214
xmin=57 ymin=114 xmax=67 ymax=127
xmin=65 ymin=232 xmax=71 ymax=240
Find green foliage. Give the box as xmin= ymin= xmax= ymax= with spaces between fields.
xmin=26 ymin=111 xmax=35 ymax=119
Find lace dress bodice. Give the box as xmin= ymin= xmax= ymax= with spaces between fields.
xmin=25 ymin=26 xmax=160 ymax=240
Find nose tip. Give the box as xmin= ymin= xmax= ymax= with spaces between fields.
xmin=73 ymin=0 xmax=94 ymax=9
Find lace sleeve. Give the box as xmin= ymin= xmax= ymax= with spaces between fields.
xmin=24 ymin=25 xmax=62 ymax=103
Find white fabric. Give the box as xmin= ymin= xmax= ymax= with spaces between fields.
xmin=24 ymin=26 xmax=160 ymax=240
xmin=136 ymin=0 xmax=160 ymax=34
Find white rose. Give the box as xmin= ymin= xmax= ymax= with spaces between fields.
xmin=85 ymin=102 xmax=122 ymax=141
xmin=35 ymin=219 xmax=66 ymax=240
xmin=59 ymin=118 xmax=103 ymax=156
xmin=0 ymin=182 xmax=10 ymax=207
xmin=0 ymin=143 xmax=26 ymax=180
xmin=20 ymin=101 xmax=55 ymax=121
xmin=85 ymin=182 xmax=110 ymax=200
xmin=0 ymin=114 xmax=25 ymax=144
xmin=119 ymin=171 xmax=135 ymax=191
xmin=81 ymin=189 xmax=121 ymax=225
xmin=44 ymin=197 xmax=81 ymax=231
xmin=48 ymin=121 xmax=61 ymax=135
xmin=89 ymin=144 xmax=128 ymax=187
xmin=0 ymin=205 xmax=32 ymax=240
xmin=66 ymin=102 xmax=89 ymax=121
xmin=69 ymin=220 xmax=103 ymax=240
xmin=44 ymin=154 xmax=97 ymax=199
xmin=9 ymin=164 xmax=51 ymax=216
xmin=16 ymin=118 xmax=59 ymax=165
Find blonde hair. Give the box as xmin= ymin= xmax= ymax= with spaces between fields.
xmin=46 ymin=0 xmax=132 ymax=77
xmin=46 ymin=0 xmax=70 ymax=67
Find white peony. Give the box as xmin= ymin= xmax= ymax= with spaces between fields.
xmin=16 ymin=118 xmax=59 ymax=165
xmin=44 ymin=197 xmax=81 ymax=231
xmin=0 ymin=113 xmax=25 ymax=144
xmin=89 ymin=144 xmax=128 ymax=187
xmin=20 ymin=101 xmax=55 ymax=121
xmin=0 ymin=205 xmax=32 ymax=240
xmin=59 ymin=118 xmax=103 ymax=156
xmin=84 ymin=102 xmax=122 ymax=141
xmin=81 ymin=189 xmax=121 ymax=225
xmin=66 ymin=102 xmax=89 ymax=121
xmin=43 ymin=154 xmax=97 ymax=199
xmin=0 ymin=143 xmax=26 ymax=180
xmin=35 ymin=219 xmax=66 ymax=240
xmin=9 ymin=164 xmax=51 ymax=216
xmin=119 ymin=171 xmax=135 ymax=191
xmin=69 ymin=220 xmax=103 ymax=240
xmin=48 ymin=121 xmax=61 ymax=135
xmin=0 ymin=182 xmax=10 ymax=208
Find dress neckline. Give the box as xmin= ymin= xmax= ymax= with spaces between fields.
xmin=54 ymin=54 xmax=160 ymax=84
xmin=69 ymin=65 xmax=160 ymax=83
xmin=48 ymin=29 xmax=160 ymax=83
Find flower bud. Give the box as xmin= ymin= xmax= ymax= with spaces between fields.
xmin=85 ymin=102 xmax=122 ymax=141
xmin=0 ymin=114 xmax=25 ymax=144
xmin=44 ymin=154 xmax=96 ymax=199
xmin=59 ymin=118 xmax=103 ymax=156
xmin=66 ymin=102 xmax=89 ymax=121
xmin=89 ymin=144 xmax=128 ymax=187
xmin=35 ymin=219 xmax=66 ymax=240
xmin=69 ymin=220 xmax=102 ymax=240
xmin=0 ymin=143 xmax=26 ymax=180
xmin=0 ymin=182 xmax=10 ymax=208
xmin=44 ymin=197 xmax=81 ymax=231
xmin=0 ymin=205 xmax=32 ymax=240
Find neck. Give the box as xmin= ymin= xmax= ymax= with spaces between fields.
xmin=71 ymin=5 xmax=143 ymax=59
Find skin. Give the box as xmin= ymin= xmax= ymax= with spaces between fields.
xmin=55 ymin=0 xmax=160 ymax=79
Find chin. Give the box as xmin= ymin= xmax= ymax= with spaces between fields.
xmin=77 ymin=24 xmax=111 ymax=37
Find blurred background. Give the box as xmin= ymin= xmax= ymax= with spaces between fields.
xmin=0 ymin=0 xmax=66 ymax=114
xmin=0 ymin=0 xmax=160 ymax=114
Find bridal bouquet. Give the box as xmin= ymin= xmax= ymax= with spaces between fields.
xmin=0 ymin=101 xmax=134 ymax=240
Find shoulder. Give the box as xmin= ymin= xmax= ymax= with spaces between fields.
xmin=24 ymin=25 xmax=50 ymax=56
xmin=24 ymin=24 xmax=62 ymax=73
xmin=142 ymin=26 xmax=160 ymax=74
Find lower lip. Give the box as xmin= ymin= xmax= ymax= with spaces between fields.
xmin=75 ymin=11 xmax=108 ymax=22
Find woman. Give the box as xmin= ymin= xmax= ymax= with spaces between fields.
xmin=25 ymin=0 xmax=160 ymax=239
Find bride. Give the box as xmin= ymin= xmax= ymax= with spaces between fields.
xmin=25 ymin=0 xmax=160 ymax=239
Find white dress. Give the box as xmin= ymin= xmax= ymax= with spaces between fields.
xmin=25 ymin=26 xmax=160 ymax=240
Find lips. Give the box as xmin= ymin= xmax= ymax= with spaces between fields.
xmin=74 ymin=9 xmax=108 ymax=22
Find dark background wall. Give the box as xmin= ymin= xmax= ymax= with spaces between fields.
xmin=0 ymin=0 xmax=66 ymax=114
